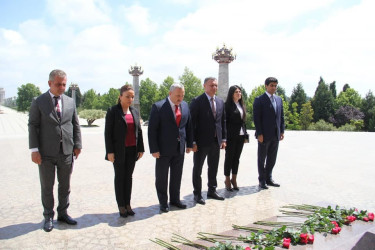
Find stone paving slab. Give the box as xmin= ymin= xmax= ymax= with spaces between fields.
xmin=0 ymin=106 xmax=374 ymax=249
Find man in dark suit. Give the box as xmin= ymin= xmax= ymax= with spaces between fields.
xmin=148 ymin=83 xmax=193 ymax=213
xmin=29 ymin=69 xmax=82 ymax=232
xmin=190 ymin=77 xmax=227 ymax=205
xmin=253 ymin=77 xmax=285 ymax=190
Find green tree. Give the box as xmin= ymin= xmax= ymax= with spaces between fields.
xmin=311 ymin=77 xmax=335 ymax=122
xmin=361 ymin=90 xmax=375 ymax=131
xmin=287 ymin=102 xmax=301 ymax=130
xmin=139 ymin=78 xmax=159 ymax=121
xmin=65 ymin=85 xmax=82 ymax=108
xmin=179 ymin=67 xmax=203 ymax=104
xmin=16 ymin=83 xmax=41 ymax=111
xmin=247 ymin=85 xmax=266 ymax=129
xmin=276 ymin=85 xmax=287 ymax=101
xmin=100 ymin=88 xmax=120 ymax=110
xmin=343 ymin=83 xmax=350 ymax=92
xmin=79 ymin=109 xmax=106 ymax=126
xmin=81 ymin=89 xmax=100 ymax=109
xmin=289 ymin=83 xmax=307 ymax=114
xmin=329 ymin=81 xmax=337 ymax=99
xmin=300 ymin=101 xmax=314 ymax=130
xmin=158 ymin=76 xmax=175 ymax=100
xmin=336 ymin=88 xmax=362 ymax=109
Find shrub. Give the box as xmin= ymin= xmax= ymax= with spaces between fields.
xmin=308 ymin=120 xmax=337 ymax=131
xmin=79 ymin=109 xmax=105 ymax=126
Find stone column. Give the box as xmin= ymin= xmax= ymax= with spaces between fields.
xmin=212 ymin=44 xmax=236 ymax=101
xmin=69 ymin=83 xmax=78 ymax=106
xmin=129 ymin=64 xmax=143 ymax=115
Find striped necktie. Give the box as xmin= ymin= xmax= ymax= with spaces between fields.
xmin=53 ymin=96 xmax=61 ymax=120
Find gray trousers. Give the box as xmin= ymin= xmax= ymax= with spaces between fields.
xmin=38 ymin=148 xmax=73 ymax=219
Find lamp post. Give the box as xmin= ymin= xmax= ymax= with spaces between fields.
xmin=129 ymin=64 xmax=143 ymax=115
xmin=212 ymin=44 xmax=236 ymax=100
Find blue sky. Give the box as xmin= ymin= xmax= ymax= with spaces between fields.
xmin=1 ymin=0 xmax=373 ymax=98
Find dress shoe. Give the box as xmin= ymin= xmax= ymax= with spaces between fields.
xmin=119 ymin=211 xmax=128 ymax=218
xmin=119 ymin=206 xmax=127 ymax=217
xmin=266 ymin=180 xmax=280 ymax=187
xmin=160 ymin=205 xmax=169 ymax=213
xmin=194 ymin=195 xmax=206 ymax=205
xmin=207 ymin=191 xmax=225 ymax=200
xmin=43 ymin=218 xmax=54 ymax=232
xmin=259 ymin=183 xmax=269 ymax=189
xmin=170 ymin=201 xmax=187 ymax=209
xmin=126 ymin=206 xmax=135 ymax=216
xmin=57 ymin=214 xmax=77 ymax=225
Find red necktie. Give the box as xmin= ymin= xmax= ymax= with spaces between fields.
xmin=53 ymin=96 xmax=61 ymax=120
xmin=175 ymin=105 xmax=181 ymax=127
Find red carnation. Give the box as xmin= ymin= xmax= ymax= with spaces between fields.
xmin=245 ymin=247 xmax=251 ymax=250
xmin=282 ymin=239 xmax=290 ymax=249
xmin=331 ymin=221 xmax=338 ymax=227
xmin=308 ymin=234 xmax=314 ymax=244
xmin=337 ymin=226 xmax=341 ymax=233
xmin=363 ymin=217 xmax=369 ymax=222
xmin=300 ymin=233 xmax=308 ymax=244
xmin=368 ymin=213 xmax=374 ymax=221
xmin=331 ymin=227 xmax=339 ymax=234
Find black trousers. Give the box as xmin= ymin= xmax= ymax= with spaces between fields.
xmin=39 ymin=147 xmax=73 ymax=219
xmin=192 ymin=142 xmax=220 ymax=196
xmin=155 ymin=153 xmax=185 ymax=206
xmin=113 ymin=146 xmax=136 ymax=207
xmin=257 ymin=137 xmax=279 ymax=184
xmin=224 ymin=135 xmax=245 ymax=176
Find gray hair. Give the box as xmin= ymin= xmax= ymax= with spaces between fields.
xmin=49 ymin=69 xmax=67 ymax=81
xmin=204 ymin=77 xmax=217 ymax=84
xmin=169 ymin=83 xmax=185 ymax=92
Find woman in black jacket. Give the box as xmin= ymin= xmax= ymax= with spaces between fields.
xmin=224 ymin=85 xmax=248 ymax=191
xmin=105 ymin=84 xmax=144 ymax=217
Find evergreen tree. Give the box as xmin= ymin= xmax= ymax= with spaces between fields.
xmin=329 ymin=81 xmax=337 ymax=98
xmin=179 ymin=67 xmax=203 ymax=104
xmin=361 ymin=90 xmax=375 ymax=131
xmin=276 ymin=85 xmax=287 ymax=101
xmin=343 ymin=83 xmax=351 ymax=92
xmin=16 ymin=83 xmax=41 ymax=111
xmin=139 ymin=78 xmax=159 ymax=121
xmin=311 ymin=77 xmax=335 ymax=122
xmin=287 ymin=102 xmax=301 ymax=130
xmin=289 ymin=83 xmax=307 ymax=114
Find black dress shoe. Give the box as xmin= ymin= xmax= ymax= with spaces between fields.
xmin=194 ymin=195 xmax=205 ymax=205
xmin=119 ymin=211 xmax=128 ymax=218
xmin=57 ymin=214 xmax=77 ymax=225
xmin=266 ymin=180 xmax=280 ymax=187
xmin=207 ymin=191 xmax=225 ymax=200
xmin=126 ymin=209 xmax=135 ymax=216
xmin=43 ymin=218 xmax=54 ymax=232
xmin=259 ymin=183 xmax=269 ymax=189
xmin=160 ymin=205 xmax=169 ymax=213
xmin=170 ymin=201 xmax=187 ymax=209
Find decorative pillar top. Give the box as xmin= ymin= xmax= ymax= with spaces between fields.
xmin=212 ymin=43 xmax=236 ymax=64
xmin=69 ymin=83 xmax=78 ymax=90
xmin=129 ymin=64 xmax=144 ymax=76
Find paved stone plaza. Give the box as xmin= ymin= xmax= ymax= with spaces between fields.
xmin=0 ymin=106 xmax=374 ymax=249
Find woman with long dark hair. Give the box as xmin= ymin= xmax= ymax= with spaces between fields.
xmin=224 ymin=85 xmax=248 ymax=191
xmin=105 ymin=84 xmax=144 ymax=217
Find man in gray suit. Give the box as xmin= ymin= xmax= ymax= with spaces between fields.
xmin=29 ymin=69 xmax=82 ymax=232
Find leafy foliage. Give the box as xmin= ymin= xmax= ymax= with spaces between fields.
xmin=336 ymin=88 xmax=362 ymax=109
xmin=289 ymin=83 xmax=307 ymax=114
xmin=81 ymin=89 xmax=100 ymax=109
xmin=179 ymin=67 xmax=203 ymax=104
xmin=299 ymin=101 xmax=314 ymax=130
xmin=360 ymin=90 xmax=375 ymax=131
xmin=247 ymin=85 xmax=266 ymax=129
xmin=330 ymin=105 xmax=364 ymax=127
xmin=311 ymin=77 xmax=335 ymax=122
xmin=139 ymin=78 xmax=159 ymax=121
xmin=16 ymin=83 xmax=41 ymax=111
xmin=158 ymin=76 xmax=175 ymax=100
xmin=287 ymin=102 xmax=301 ymax=130
xmin=308 ymin=119 xmax=337 ymax=131
xmin=100 ymin=88 xmax=120 ymax=110
xmin=79 ymin=109 xmax=105 ymax=126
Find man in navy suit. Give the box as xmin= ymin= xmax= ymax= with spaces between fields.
xmin=253 ymin=77 xmax=285 ymax=189
xmin=190 ymin=77 xmax=227 ymax=205
xmin=148 ymin=83 xmax=193 ymax=213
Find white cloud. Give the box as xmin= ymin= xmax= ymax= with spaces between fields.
xmin=120 ymin=4 xmax=157 ymax=36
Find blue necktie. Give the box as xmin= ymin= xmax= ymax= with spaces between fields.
xmin=271 ymin=95 xmax=276 ymax=112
